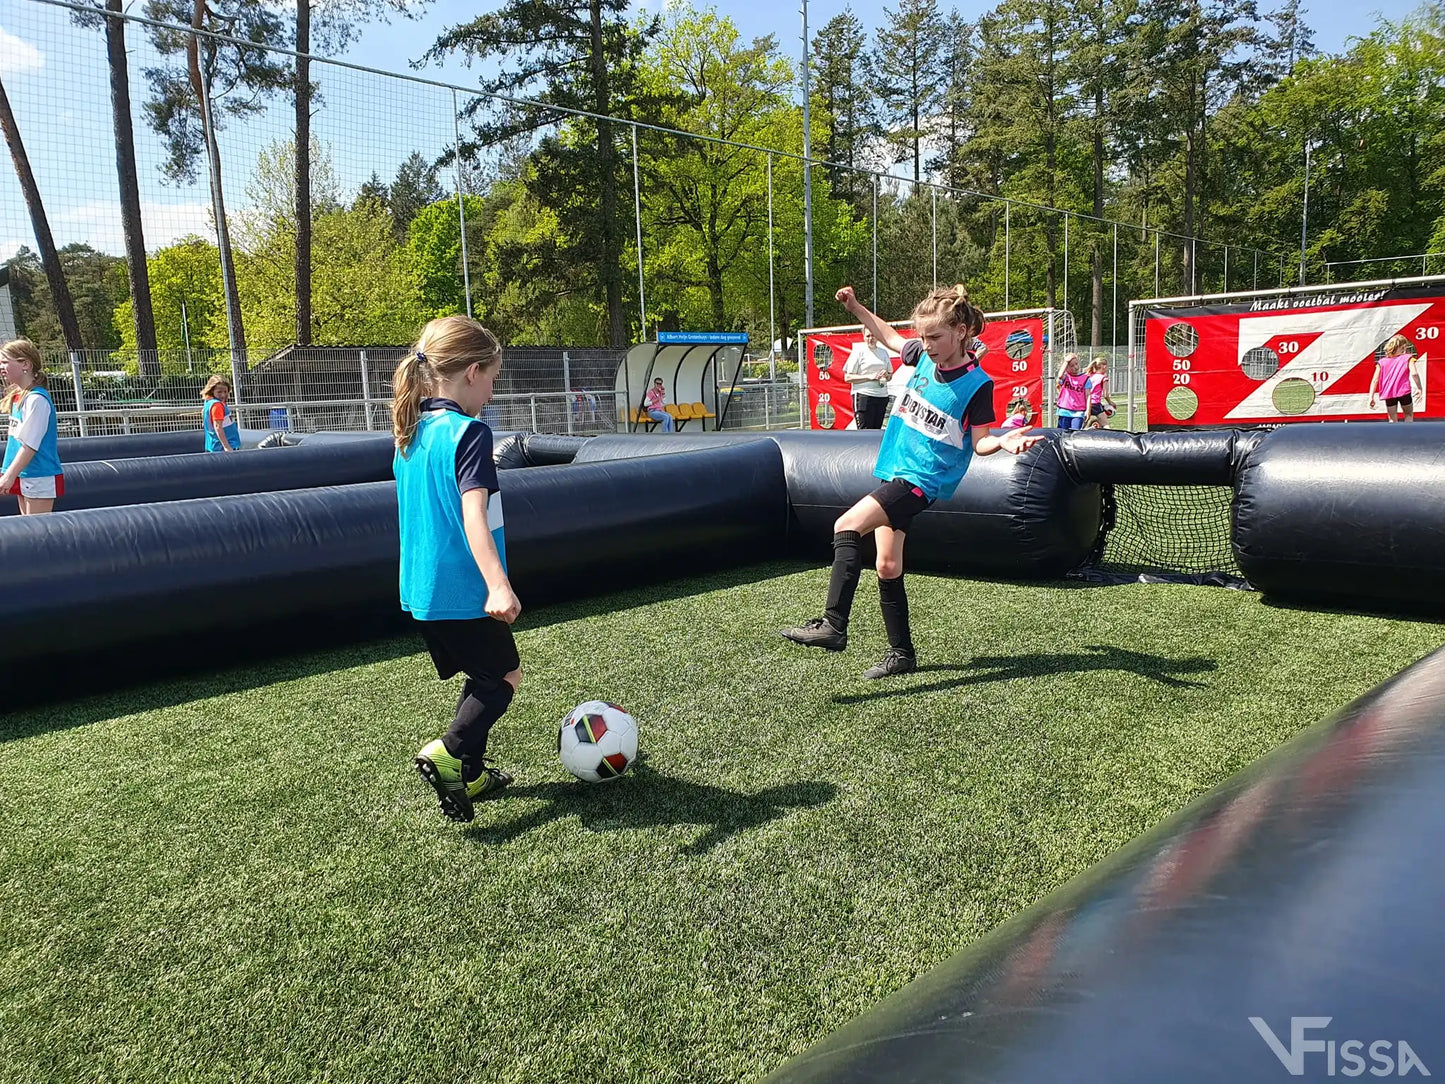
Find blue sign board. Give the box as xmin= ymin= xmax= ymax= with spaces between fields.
xmin=656 ymin=331 xmax=749 ymax=344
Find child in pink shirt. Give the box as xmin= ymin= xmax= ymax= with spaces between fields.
xmin=1368 ymin=335 xmax=1422 ymax=422
xmin=1055 ymin=354 xmax=1089 ymax=429
xmin=1001 ymin=397 xmax=1034 ymax=429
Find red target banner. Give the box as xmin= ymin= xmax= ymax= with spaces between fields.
xmin=1144 ymin=285 xmax=1445 ymax=427
xmin=805 ymin=316 xmax=1047 ymax=430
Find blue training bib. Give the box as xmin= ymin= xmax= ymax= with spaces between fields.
xmin=873 ymin=351 xmax=992 ymax=502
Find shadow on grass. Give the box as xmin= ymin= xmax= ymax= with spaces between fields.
xmin=833 ymin=644 xmax=1218 ymax=704
xmin=464 ymin=759 xmax=838 ymax=855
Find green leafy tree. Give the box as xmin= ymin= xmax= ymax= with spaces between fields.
xmin=638 ymin=10 xmax=794 ymax=331
xmin=422 ymin=0 xmax=661 ymax=347
xmin=408 ymin=193 xmax=497 ymax=320
xmin=238 ymin=201 xmax=427 ymax=349
xmin=114 ymin=236 xmax=226 ymax=369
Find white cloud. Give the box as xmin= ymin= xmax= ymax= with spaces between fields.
xmin=0 ymin=28 xmax=44 ymax=78
xmin=57 ymin=200 xmax=216 ymax=255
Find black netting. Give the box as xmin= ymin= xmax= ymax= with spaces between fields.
xmin=1095 ymin=483 xmax=1241 ymax=579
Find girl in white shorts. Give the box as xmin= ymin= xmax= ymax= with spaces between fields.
xmin=1 ymin=339 xmax=64 ymax=515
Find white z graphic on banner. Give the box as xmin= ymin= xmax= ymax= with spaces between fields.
xmin=1226 ymin=304 xmax=1431 ymax=419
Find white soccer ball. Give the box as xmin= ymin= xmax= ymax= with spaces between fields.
xmin=558 ymin=700 xmax=639 ymax=782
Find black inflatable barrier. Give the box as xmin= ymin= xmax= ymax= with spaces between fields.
xmin=56 ymin=428 xmax=289 ymax=461
xmin=57 ymin=430 xmax=202 ymax=460
xmin=493 ymin=432 xmax=530 ymax=470
xmin=576 ymin=431 xmax=1102 ymax=579
xmin=1233 ymin=423 xmax=1445 ymax=612
xmin=767 ymin=645 xmax=1445 ymax=1083
xmin=0 ymin=441 xmax=788 ymax=677
xmin=0 ymin=440 xmax=397 ymax=516
xmin=1056 ymin=428 xmax=1266 ymax=486
xmin=519 ymin=432 xmax=589 ymax=466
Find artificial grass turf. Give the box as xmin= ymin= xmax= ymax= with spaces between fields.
xmin=1 ymin=562 xmax=1439 ymax=1083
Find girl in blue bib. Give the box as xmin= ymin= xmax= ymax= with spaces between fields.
xmin=782 ymin=284 xmax=1043 ymax=679
xmin=0 ymin=339 xmax=63 ymax=514
xmin=201 ymin=375 xmax=241 ymax=452
xmin=395 ymin=316 xmax=522 ymax=824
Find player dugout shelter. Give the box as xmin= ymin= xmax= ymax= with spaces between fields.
xmin=616 ymin=331 xmax=747 ymax=432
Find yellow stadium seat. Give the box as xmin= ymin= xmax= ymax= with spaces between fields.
xmin=691 ymin=401 xmax=715 ymax=419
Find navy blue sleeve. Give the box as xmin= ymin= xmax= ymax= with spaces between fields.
xmin=965 ymin=380 xmax=997 ymax=428
xmin=455 ymin=421 xmax=500 ymax=496
xmin=900 ymin=338 xmax=924 ymax=368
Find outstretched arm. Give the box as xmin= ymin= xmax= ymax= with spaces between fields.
xmin=972 ymin=424 xmax=1044 ymax=456
xmin=836 ymin=286 xmax=907 ymax=355
xmin=1368 ymin=366 xmax=1380 ymax=407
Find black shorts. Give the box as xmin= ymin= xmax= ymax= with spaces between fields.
xmin=870 ymin=478 xmax=933 ymax=532
xmin=853 ymin=393 xmax=889 ymax=430
xmin=1089 ymin=403 xmax=1107 ymax=416
xmin=417 ymin=616 xmax=520 ymax=682
xmin=1385 ymin=395 xmax=1413 ymax=407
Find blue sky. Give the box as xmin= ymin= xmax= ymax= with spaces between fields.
xmin=0 ymin=0 xmax=1430 ymax=262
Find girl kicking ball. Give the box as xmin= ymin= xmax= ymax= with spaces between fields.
xmin=781 ymin=285 xmax=1043 ymax=679
xmin=393 ymin=315 xmax=522 ymax=823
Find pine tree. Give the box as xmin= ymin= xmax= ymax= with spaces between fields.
xmin=811 ymin=8 xmax=876 ymax=209
xmin=875 ymin=0 xmax=948 ymax=182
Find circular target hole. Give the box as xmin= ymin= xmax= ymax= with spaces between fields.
xmin=1241 ymin=345 xmax=1281 ymax=380
xmin=1005 ymin=329 xmax=1035 ymax=360
xmin=1164 ymin=322 xmax=1200 ymax=358
xmin=1165 ymin=386 xmax=1198 ymax=421
xmin=814 ymin=399 xmax=836 ymax=428
xmin=1272 ymin=377 xmax=1315 ymax=415
xmin=813 ymin=342 xmax=834 ymax=371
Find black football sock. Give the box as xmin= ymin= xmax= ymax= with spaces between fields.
xmin=823 ymin=530 xmax=863 ymax=631
xmin=878 ymin=574 xmax=915 ymax=655
xmin=442 ymin=679 xmax=516 ymax=775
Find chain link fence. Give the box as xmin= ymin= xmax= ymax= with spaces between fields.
xmin=29 ymin=341 xmax=803 ymax=437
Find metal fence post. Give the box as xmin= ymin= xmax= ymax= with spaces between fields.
xmin=452 ymin=89 xmax=472 ymax=319
xmin=872 ymin=174 xmax=879 ymax=310
xmin=633 ymin=124 xmax=647 ymax=340
xmin=1121 ymin=303 xmax=1132 ymax=436
xmin=530 ymin=395 xmax=538 ymax=431
xmin=1004 ymin=202 xmax=1011 ymax=310
xmin=798 ymin=336 xmax=806 ymax=429
xmin=1063 ymin=213 xmax=1069 ymax=317
xmin=69 ymin=351 xmax=87 ymax=436
xmin=229 ymin=350 xmax=245 ymax=425
xmin=360 ymin=349 xmax=374 ymax=431
xmin=563 ymin=350 xmax=573 ymax=435
xmin=931 ymin=185 xmax=937 ymax=288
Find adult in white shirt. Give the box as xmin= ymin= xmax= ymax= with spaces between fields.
xmin=842 ymin=328 xmax=892 ymax=429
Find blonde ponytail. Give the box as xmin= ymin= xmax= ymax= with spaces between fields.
xmin=392 ymin=352 xmax=429 ymax=454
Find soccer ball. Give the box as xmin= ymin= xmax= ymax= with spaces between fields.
xmin=558 ymin=701 xmax=639 ymax=782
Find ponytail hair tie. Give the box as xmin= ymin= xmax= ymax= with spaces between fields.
xmin=414 ymin=350 xmax=429 ymax=365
